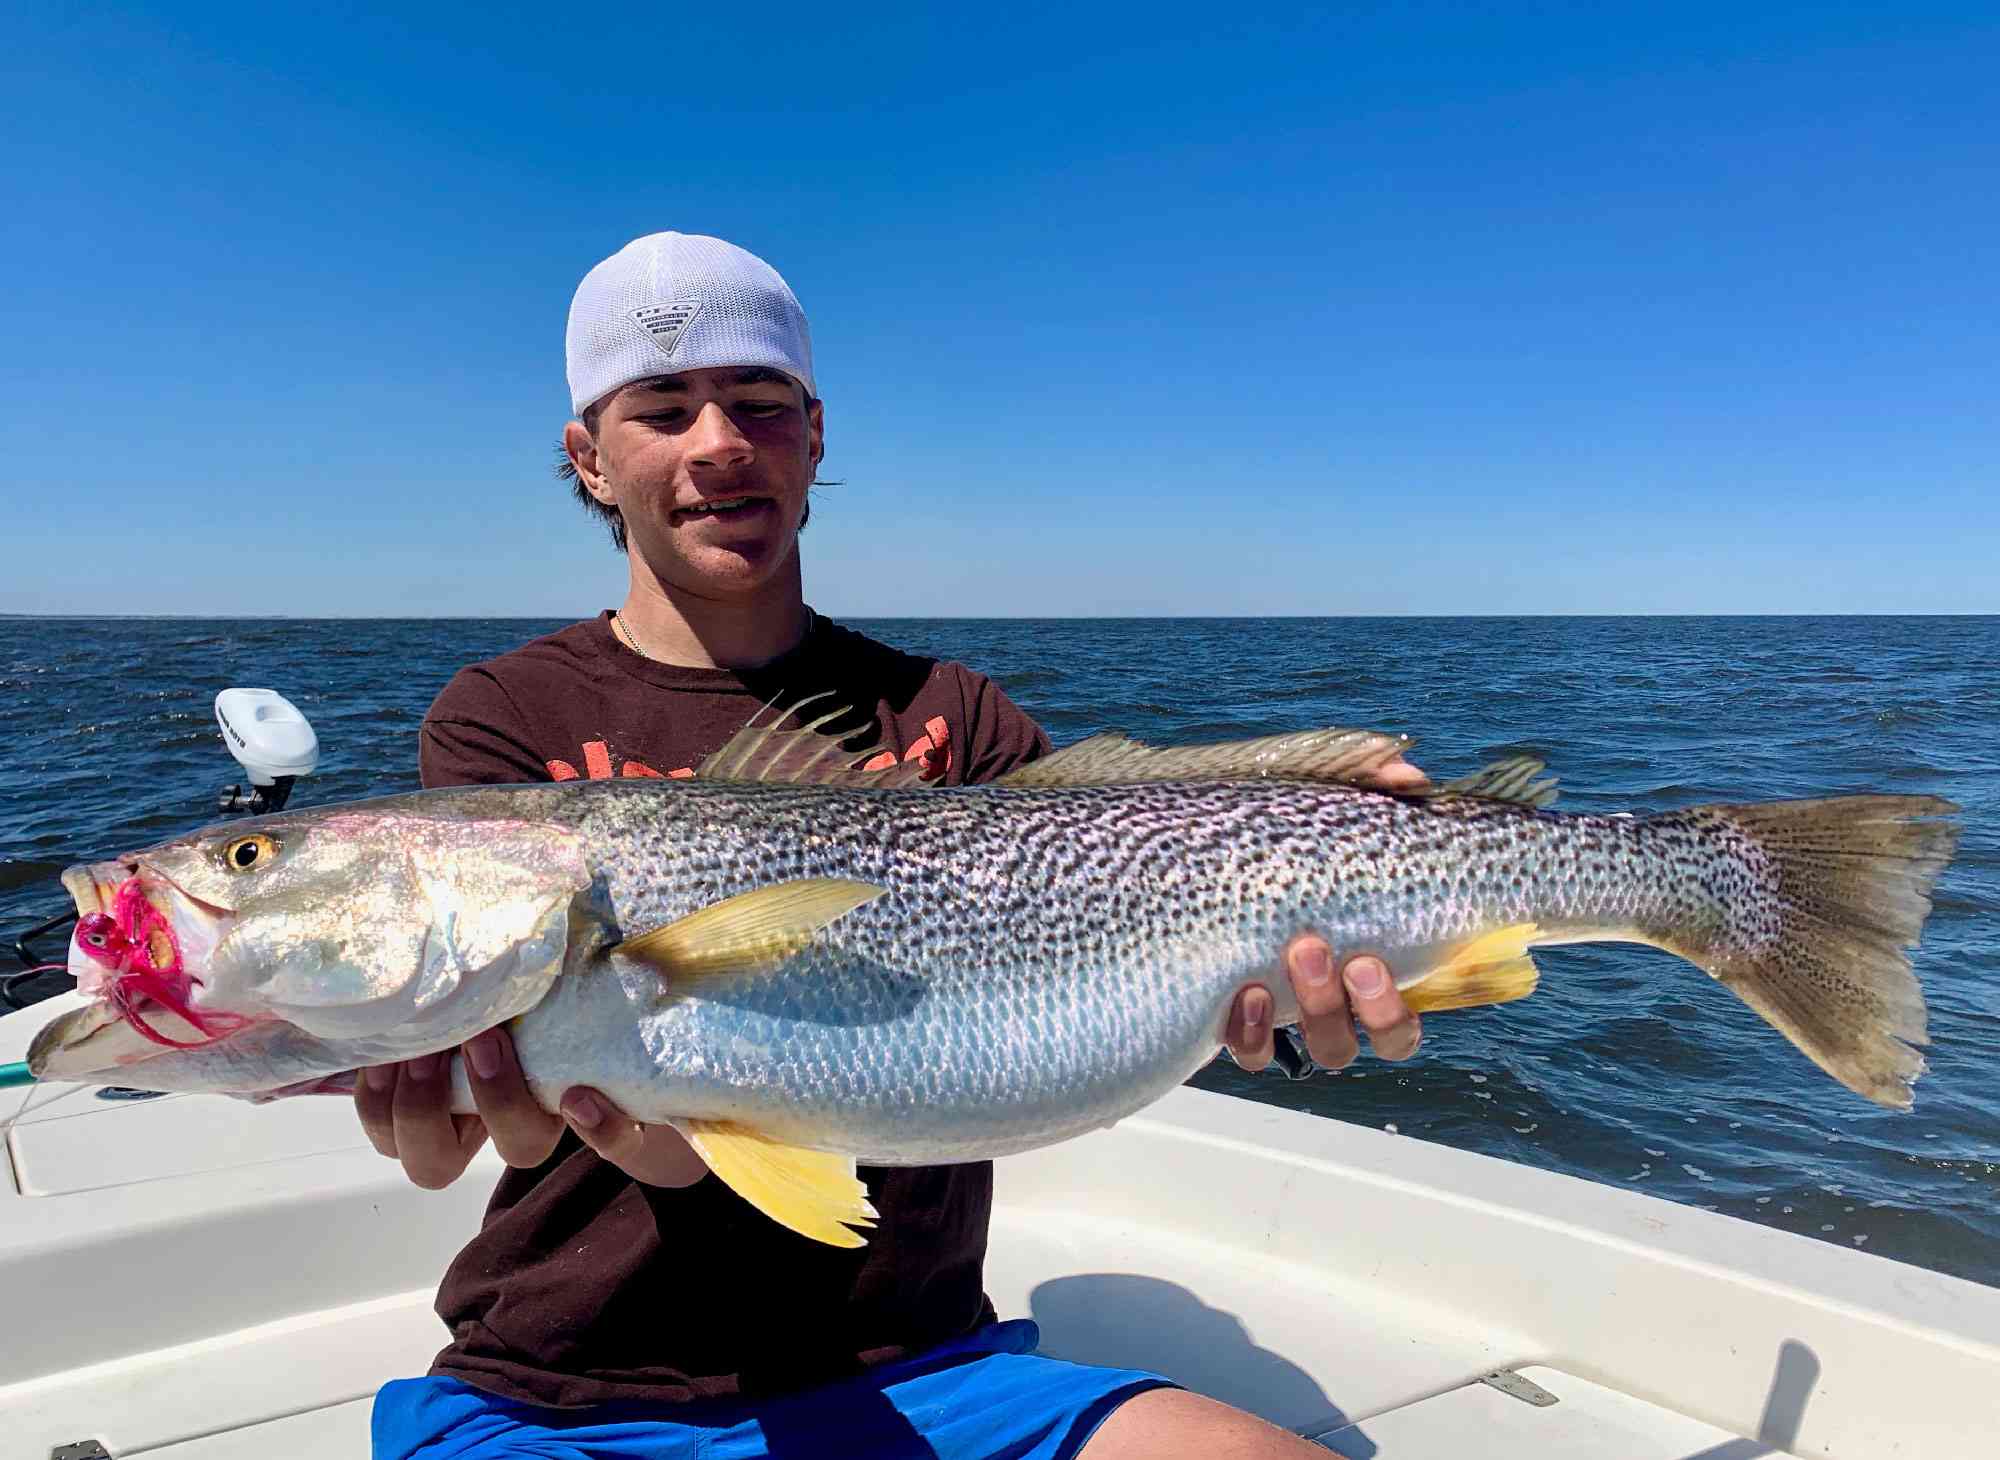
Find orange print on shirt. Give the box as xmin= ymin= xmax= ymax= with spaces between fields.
xmin=860 ymin=716 xmax=952 ymax=782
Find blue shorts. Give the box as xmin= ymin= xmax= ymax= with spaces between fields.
xmin=371 ymin=1319 xmax=1176 ymax=1459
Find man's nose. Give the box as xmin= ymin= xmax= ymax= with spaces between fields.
xmin=686 ymin=401 xmax=755 ymax=468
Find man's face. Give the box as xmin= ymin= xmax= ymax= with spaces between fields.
xmin=569 ymin=366 xmax=824 ymax=599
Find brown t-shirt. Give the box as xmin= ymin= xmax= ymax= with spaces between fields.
xmin=418 ymin=612 xmax=1050 ymax=1409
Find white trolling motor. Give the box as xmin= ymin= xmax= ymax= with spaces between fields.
xmin=214 ymin=688 xmax=320 ymax=815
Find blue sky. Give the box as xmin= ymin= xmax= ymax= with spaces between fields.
xmin=5 ymin=2 xmax=1995 ymax=616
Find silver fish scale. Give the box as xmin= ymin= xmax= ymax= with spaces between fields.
xmin=536 ymin=778 xmax=1762 ymax=1163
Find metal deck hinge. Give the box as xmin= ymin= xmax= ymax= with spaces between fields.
xmin=51 ymin=1442 xmax=114 ymax=1460
xmin=1478 ymin=1369 xmax=1561 ymax=1407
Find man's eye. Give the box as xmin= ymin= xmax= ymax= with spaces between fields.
xmin=737 ymin=400 xmax=788 ymax=417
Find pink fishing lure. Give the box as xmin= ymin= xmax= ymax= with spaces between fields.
xmin=73 ymin=880 xmax=242 ymax=1049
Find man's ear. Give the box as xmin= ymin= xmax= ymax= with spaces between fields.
xmin=564 ymin=419 xmax=613 ymax=504
xmin=807 ymin=397 xmax=825 ymax=469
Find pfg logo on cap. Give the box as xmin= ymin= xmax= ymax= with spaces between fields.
xmin=630 ymin=300 xmax=704 ymax=357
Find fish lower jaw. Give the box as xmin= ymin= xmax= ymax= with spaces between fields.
xmin=27 ymin=998 xmax=261 ymax=1080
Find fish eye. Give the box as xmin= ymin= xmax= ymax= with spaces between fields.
xmin=223 ymin=833 xmax=279 ymax=872
xmin=83 ymin=931 xmax=107 ymax=947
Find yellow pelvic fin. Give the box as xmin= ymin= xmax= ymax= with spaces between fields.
xmin=682 ymin=1120 xmax=879 ymax=1248
xmin=619 ymin=878 xmax=886 ymax=982
xmin=1401 ymin=922 xmax=1544 ymax=1014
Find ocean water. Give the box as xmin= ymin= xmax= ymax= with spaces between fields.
xmin=2 ymin=615 xmax=1994 ymax=1287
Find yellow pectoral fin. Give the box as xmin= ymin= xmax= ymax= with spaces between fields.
xmin=682 ymin=1120 xmax=879 ymax=1248
xmin=1400 ymin=923 xmax=1544 ymax=1015
xmin=619 ymin=878 xmax=887 ymax=983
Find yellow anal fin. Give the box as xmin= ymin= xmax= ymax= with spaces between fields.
xmin=620 ymin=878 xmax=886 ymax=983
xmin=683 ymin=1119 xmax=878 ymax=1248
xmin=1401 ymin=923 xmax=1543 ymax=1014
xmin=1402 ymin=956 xmax=1539 ymax=1013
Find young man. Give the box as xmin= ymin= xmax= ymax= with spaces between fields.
xmin=360 ymin=232 xmax=1424 ymax=1459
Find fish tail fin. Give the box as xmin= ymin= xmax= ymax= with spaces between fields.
xmin=1659 ymin=795 xmax=1959 ymax=1109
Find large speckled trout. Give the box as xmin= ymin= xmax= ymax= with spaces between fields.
xmin=28 ymin=716 xmax=1959 ymax=1246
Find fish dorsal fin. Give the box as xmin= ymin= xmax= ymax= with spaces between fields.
xmin=619 ymin=878 xmax=886 ymax=982
xmin=995 ymin=727 xmax=1415 ymax=789
xmin=681 ymin=1120 xmax=879 ymax=1247
xmin=1400 ymin=922 xmax=1543 ymax=1014
xmin=697 ymin=695 xmax=936 ymax=788
xmin=1425 ymin=754 xmax=1559 ymax=809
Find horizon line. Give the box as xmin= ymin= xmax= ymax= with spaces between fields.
xmin=2 ymin=611 xmax=1997 ymax=623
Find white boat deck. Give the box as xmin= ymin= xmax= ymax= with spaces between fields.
xmin=4 ymin=993 xmax=1995 ymax=1458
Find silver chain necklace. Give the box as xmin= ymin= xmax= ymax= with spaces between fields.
xmin=611 ymin=608 xmax=816 ymax=663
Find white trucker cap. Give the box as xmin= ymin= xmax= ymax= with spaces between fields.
xmin=564 ymin=232 xmax=816 ymax=415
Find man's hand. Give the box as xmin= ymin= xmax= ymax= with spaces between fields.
xmin=355 ymin=1025 xmax=707 ymax=1190
xmin=1223 ymin=934 xmax=1422 ymax=1072
xmin=355 ymin=1052 xmax=489 ymax=1190
xmin=1222 ymin=751 xmax=1427 ymax=1073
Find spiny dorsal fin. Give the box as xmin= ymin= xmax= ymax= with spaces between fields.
xmin=995 ymin=727 xmax=1416 ymax=789
xmin=680 ymin=1120 xmax=879 ymax=1247
xmin=1425 ymin=754 xmax=1559 ymax=809
xmin=1400 ymin=923 xmax=1544 ymax=1013
xmin=697 ymin=695 xmax=937 ymax=789
xmin=619 ymin=878 xmax=886 ymax=982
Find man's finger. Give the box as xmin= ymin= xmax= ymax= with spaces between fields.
xmin=559 ymin=1088 xmax=707 ymax=1187
xmin=1344 ymin=956 xmax=1422 ymax=1062
xmin=1224 ymin=985 xmax=1277 ymax=1072
xmin=392 ymin=1053 xmax=487 ymax=1190
xmin=1362 ymin=754 xmax=1429 ymax=792
xmin=356 ymin=1061 xmax=399 ymax=1158
xmin=1286 ymin=935 xmax=1360 ymax=1071
xmin=466 ymin=1028 xmax=564 ymax=1169
xmin=562 ymin=1087 xmax=649 ymax=1162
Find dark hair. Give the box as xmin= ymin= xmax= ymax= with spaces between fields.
xmin=554 ymin=381 xmax=830 ymax=552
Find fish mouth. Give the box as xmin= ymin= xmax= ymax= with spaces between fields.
xmin=63 ymin=859 xmax=232 ymax=978
xmin=33 ymin=859 xmax=240 ymax=1075
xmin=64 ymin=861 xmax=181 ymax=989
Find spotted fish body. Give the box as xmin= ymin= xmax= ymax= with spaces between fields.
xmin=29 ymin=721 xmax=1958 ymax=1245
xmin=502 ymin=776 xmax=1937 ymax=1164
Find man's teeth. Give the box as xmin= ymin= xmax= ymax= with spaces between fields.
xmin=690 ymin=497 xmax=756 ymax=512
